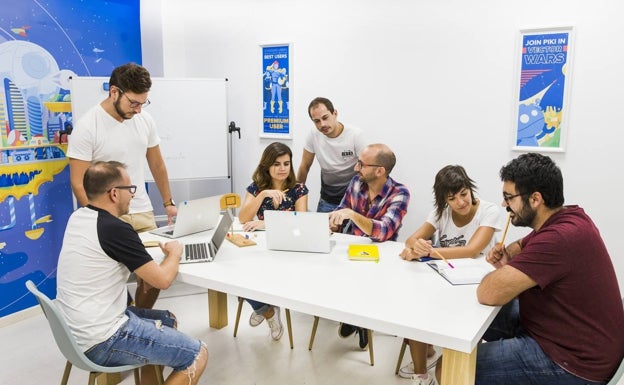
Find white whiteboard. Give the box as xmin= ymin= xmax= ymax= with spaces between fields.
xmin=69 ymin=77 xmax=229 ymax=180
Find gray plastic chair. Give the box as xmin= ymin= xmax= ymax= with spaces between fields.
xmin=25 ymin=280 xmax=163 ymax=385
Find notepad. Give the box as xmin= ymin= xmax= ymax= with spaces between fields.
xmin=426 ymin=259 xmax=492 ymax=285
xmin=348 ymin=244 xmax=380 ymax=262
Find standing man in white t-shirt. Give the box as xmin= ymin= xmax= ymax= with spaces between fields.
xmin=297 ymin=97 xmax=368 ymax=212
xmin=67 ymin=63 xmax=177 ymax=309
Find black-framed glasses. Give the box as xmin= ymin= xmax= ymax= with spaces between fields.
xmin=355 ymin=159 xmax=383 ymax=169
xmin=503 ymin=192 xmax=528 ymax=204
xmin=108 ymin=185 xmax=137 ymax=194
xmin=117 ymin=88 xmax=150 ymax=108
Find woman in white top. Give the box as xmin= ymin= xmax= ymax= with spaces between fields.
xmin=398 ymin=165 xmax=503 ymax=385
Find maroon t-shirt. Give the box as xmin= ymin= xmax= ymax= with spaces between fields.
xmin=509 ymin=205 xmax=624 ymax=382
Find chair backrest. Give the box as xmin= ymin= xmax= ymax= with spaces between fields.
xmin=25 ymin=280 xmax=114 ymax=372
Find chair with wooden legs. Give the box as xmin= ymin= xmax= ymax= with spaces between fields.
xmin=308 ymin=316 xmax=375 ymax=366
xmin=395 ymin=338 xmax=409 ymax=374
xmin=25 ymin=280 xmax=164 ymax=385
xmin=233 ymin=296 xmax=294 ymax=348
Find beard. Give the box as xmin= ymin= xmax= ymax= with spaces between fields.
xmin=510 ymin=204 xmax=536 ymax=228
xmin=113 ymin=98 xmax=134 ymax=120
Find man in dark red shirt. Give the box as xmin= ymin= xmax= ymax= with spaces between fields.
xmin=477 ymin=153 xmax=624 ymax=384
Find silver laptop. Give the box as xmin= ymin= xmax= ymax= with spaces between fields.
xmin=264 ymin=210 xmax=333 ymax=253
xmin=181 ymin=211 xmax=234 ymax=263
xmin=150 ymin=195 xmax=221 ymax=238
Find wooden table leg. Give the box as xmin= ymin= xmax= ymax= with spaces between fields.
xmin=440 ymin=347 xmax=477 ymax=385
xmin=208 ymin=289 xmax=228 ymax=329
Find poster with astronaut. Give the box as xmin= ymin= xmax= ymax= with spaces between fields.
xmin=261 ymin=44 xmax=291 ymax=138
xmin=514 ymin=27 xmax=574 ymax=152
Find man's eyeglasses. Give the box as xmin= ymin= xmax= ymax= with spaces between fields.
xmin=503 ymin=192 xmax=528 ymax=204
xmin=108 ymin=185 xmax=137 ymax=194
xmin=117 ymin=88 xmax=150 ymax=108
xmin=355 ymin=159 xmax=383 ymax=169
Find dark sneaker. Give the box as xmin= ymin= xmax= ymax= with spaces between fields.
xmin=338 ymin=323 xmax=357 ymax=338
xmin=358 ymin=328 xmax=369 ymax=350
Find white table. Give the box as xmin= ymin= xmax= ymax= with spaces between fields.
xmin=142 ymin=229 xmax=500 ymax=385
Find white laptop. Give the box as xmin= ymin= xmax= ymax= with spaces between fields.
xmin=181 ymin=211 xmax=234 ymax=264
xmin=150 ymin=195 xmax=221 ymax=239
xmin=264 ymin=210 xmax=333 ymax=253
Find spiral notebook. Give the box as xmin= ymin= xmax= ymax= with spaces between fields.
xmin=426 ymin=259 xmax=493 ymax=285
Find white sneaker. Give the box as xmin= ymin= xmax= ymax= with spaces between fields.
xmin=399 ymin=348 xmax=442 ymax=378
xmin=411 ymin=373 xmax=437 ymax=385
xmin=266 ymin=306 xmax=283 ymax=340
xmin=249 ymin=311 xmax=265 ymax=327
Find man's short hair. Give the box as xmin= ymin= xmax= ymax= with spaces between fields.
xmin=109 ymin=63 xmax=152 ymax=94
xmin=500 ymin=153 xmax=564 ymax=208
xmin=84 ymin=161 xmax=127 ymax=200
xmin=308 ymin=97 xmax=335 ymax=119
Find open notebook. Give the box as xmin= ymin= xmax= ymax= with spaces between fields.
xmin=426 ymin=258 xmax=493 ymax=285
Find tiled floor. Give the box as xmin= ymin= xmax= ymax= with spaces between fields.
xmin=0 ymin=283 xmax=418 ymax=385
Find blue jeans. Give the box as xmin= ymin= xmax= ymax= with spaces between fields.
xmin=85 ymin=307 xmax=202 ymax=372
xmin=476 ymin=300 xmax=604 ymax=385
xmin=317 ymin=198 xmax=338 ymax=213
xmin=246 ymin=299 xmax=271 ymax=315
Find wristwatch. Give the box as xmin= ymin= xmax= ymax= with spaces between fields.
xmin=163 ymin=198 xmax=176 ymax=208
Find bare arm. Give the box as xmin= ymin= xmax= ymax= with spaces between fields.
xmin=296 ymin=150 xmax=315 ymax=184
xmin=238 ymin=191 xmax=264 ymax=223
xmin=328 ymin=208 xmax=373 ymax=235
xmin=69 ymin=158 xmax=91 ymax=207
xmin=400 ymin=222 xmax=436 ymax=261
xmin=477 ymin=264 xmax=537 ymax=305
xmin=146 ymin=145 xmax=177 ymax=223
xmin=134 ymin=241 xmax=183 ymax=290
xmin=294 ymin=194 xmax=308 ymax=212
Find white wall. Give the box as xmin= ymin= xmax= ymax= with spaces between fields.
xmin=144 ymin=0 xmax=624 ymax=291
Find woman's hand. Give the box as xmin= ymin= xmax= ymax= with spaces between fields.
xmin=262 ymin=189 xmax=286 ymax=208
xmin=242 ymin=220 xmax=265 ymax=232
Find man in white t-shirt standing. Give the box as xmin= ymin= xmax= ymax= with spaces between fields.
xmin=297 ymin=97 xmax=368 ymax=212
xmin=67 ymin=63 xmax=177 ymax=309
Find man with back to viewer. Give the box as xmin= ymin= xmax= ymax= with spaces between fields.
xmin=476 ymin=152 xmax=624 ymax=384
xmin=297 ymin=97 xmax=368 ymax=212
xmin=56 ymin=161 xmax=208 ymax=385
xmin=68 ymin=62 xmax=177 ymax=309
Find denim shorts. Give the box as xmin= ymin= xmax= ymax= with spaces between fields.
xmin=476 ymin=300 xmax=605 ymax=385
xmin=85 ymin=307 xmax=202 ymax=372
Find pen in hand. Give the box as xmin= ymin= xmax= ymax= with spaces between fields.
xmin=430 ymin=248 xmax=454 ymax=269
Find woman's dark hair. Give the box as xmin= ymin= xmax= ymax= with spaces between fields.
xmin=433 ymin=165 xmax=477 ymax=220
xmin=252 ymin=142 xmax=297 ymax=191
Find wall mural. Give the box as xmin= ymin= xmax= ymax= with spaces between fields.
xmin=0 ymin=0 xmax=141 ymax=317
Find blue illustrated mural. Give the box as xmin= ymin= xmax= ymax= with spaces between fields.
xmin=0 ymin=0 xmax=142 ymax=317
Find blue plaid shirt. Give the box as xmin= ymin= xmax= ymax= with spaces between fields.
xmin=336 ymin=175 xmax=410 ymax=242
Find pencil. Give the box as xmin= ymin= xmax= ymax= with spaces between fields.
xmin=499 ymin=212 xmax=512 ymax=246
xmin=430 ymin=248 xmax=454 ymax=269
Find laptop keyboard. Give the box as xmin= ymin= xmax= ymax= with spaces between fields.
xmin=184 ymin=243 xmax=211 ymax=262
xmin=164 ymin=229 xmax=174 ymax=236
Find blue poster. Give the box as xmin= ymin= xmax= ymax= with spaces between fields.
xmin=516 ymin=30 xmax=571 ymax=149
xmin=262 ymin=45 xmax=290 ymax=137
xmin=0 ymin=0 xmax=142 ymax=317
